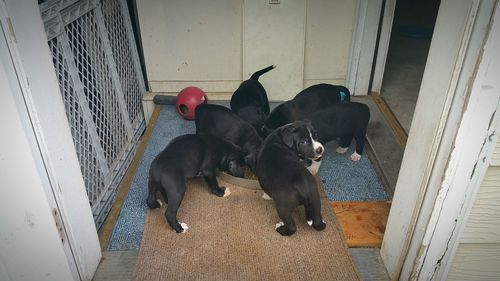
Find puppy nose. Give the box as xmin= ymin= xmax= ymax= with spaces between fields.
xmin=316 ymin=146 xmax=323 ymax=155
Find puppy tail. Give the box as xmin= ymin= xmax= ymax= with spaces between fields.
xmin=250 ymin=65 xmax=275 ymax=80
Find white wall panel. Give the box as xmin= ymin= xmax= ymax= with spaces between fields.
xmin=243 ymin=0 xmax=306 ymax=101
xmin=490 ymin=137 xmax=500 ymax=166
xmin=447 ymin=244 xmax=500 ymax=281
xmin=137 ymin=0 xmax=355 ymax=98
xmin=137 ymin=0 xmax=242 ymax=92
xmin=461 ymin=167 xmax=500 ymax=243
xmin=304 ymin=0 xmax=356 ymax=86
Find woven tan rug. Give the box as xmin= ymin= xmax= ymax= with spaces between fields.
xmin=133 ymin=178 xmax=360 ymax=281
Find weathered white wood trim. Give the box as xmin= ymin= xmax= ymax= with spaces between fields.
xmin=1 ymin=0 xmax=101 ymax=279
xmin=412 ymin=4 xmax=500 ymax=279
xmin=346 ymin=0 xmax=383 ymax=96
xmin=370 ymin=0 xmax=396 ymax=94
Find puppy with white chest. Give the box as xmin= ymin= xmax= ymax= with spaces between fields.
xmin=147 ymin=133 xmax=244 ymax=233
xmin=256 ymin=120 xmax=326 ymax=236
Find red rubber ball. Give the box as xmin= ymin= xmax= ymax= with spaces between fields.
xmin=175 ymin=86 xmax=208 ymax=120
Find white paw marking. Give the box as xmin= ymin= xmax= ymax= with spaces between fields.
xmin=156 ymin=199 xmax=163 ymax=206
xmin=275 ymin=222 xmax=284 ymax=229
xmin=336 ymin=147 xmax=348 ymax=154
xmin=262 ymin=192 xmax=272 ymax=200
xmin=307 ymin=220 xmax=313 ymax=226
xmin=180 ymin=222 xmax=189 ymax=233
xmin=307 ymin=159 xmax=322 ymax=175
xmin=350 ymin=152 xmax=361 ymax=161
xmin=223 ymin=188 xmax=231 ymax=197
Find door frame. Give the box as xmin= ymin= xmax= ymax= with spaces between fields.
xmin=346 ymin=0 xmax=383 ymax=96
xmin=370 ymin=0 xmax=396 ymax=94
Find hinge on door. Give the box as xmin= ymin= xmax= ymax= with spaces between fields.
xmin=52 ymin=208 xmax=66 ymax=244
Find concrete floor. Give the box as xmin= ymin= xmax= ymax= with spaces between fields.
xmin=381 ymin=34 xmax=430 ymax=134
xmin=379 ymin=0 xmax=438 ymax=134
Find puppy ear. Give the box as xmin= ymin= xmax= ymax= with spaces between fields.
xmin=300 ymin=118 xmax=313 ymax=128
xmin=244 ymin=152 xmax=257 ymax=171
xmin=260 ymin=125 xmax=271 ymax=136
xmin=280 ymin=125 xmax=295 ymax=148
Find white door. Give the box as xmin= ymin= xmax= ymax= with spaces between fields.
xmin=0 ymin=0 xmax=101 ymax=280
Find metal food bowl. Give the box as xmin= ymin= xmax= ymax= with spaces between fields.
xmin=217 ymin=167 xmax=261 ymax=190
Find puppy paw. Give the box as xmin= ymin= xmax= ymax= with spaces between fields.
xmin=156 ymin=199 xmax=163 ymax=207
xmin=275 ymin=221 xmax=284 ymax=229
xmin=212 ymin=187 xmax=226 ymax=197
xmin=350 ymin=152 xmax=362 ymax=161
xmin=313 ymin=221 xmax=326 ymax=231
xmin=275 ymin=223 xmax=296 ymax=236
xmin=262 ymin=193 xmax=272 ymax=200
xmin=146 ymin=199 xmax=161 ymax=209
xmin=336 ymin=147 xmax=349 ymax=154
xmin=307 ymin=220 xmax=313 ymax=226
xmin=180 ymin=222 xmax=189 ymax=233
xmin=173 ymin=222 xmax=189 ymax=233
xmin=223 ymin=187 xmax=231 ymax=197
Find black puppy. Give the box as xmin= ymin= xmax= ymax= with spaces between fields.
xmin=305 ymin=102 xmax=370 ymax=162
xmin=195 ymin=103 xmax=262 ymax=171
xmin=147 ymin=133 xmax=244 ymax=233
xmin=230 ymin=65 xmax=275 ymax=135
xmin=256 ymin=120 xmax=326 ymax=236
xmin=263 ymin=84 xmax=351 ymax=134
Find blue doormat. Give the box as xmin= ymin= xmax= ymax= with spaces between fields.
xmin=107 ymin=104 xmax=389 ymax=250
xmin=318 ymin=142 xmax=389 ymax=201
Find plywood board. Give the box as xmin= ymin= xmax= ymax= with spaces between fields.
xmin=332 ymin=201 xmax=391 ymax=247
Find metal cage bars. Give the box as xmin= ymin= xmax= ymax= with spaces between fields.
xmin=40 ymin=0 xmax=145 ymax=228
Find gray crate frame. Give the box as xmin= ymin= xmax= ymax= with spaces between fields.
xmin=40 ymin=0 xmax=146 ymax=229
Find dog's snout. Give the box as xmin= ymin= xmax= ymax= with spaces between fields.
xmin=316 ymin=146 xmax=323 ymax=155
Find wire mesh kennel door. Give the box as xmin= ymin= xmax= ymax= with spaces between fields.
xmin=39 ymin=0 xmax=146 ymax=229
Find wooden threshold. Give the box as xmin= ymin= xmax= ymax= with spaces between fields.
xmin=98 ymin=105 xmax=161 ymax=250
xmin=371 ymin=92 xmax=408 ymax=148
